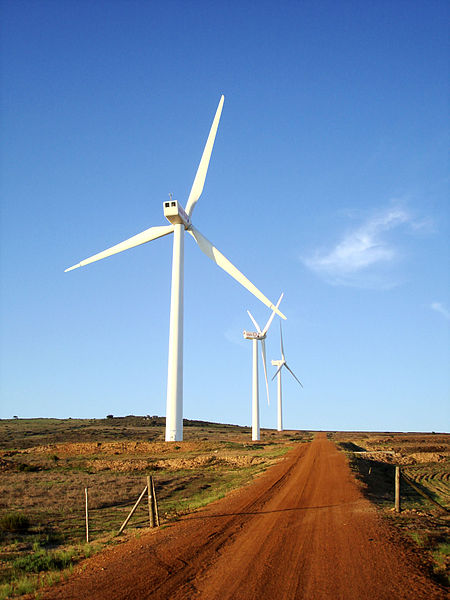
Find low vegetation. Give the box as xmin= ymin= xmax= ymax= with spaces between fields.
xmin=0 ymin=514 xmax=30 ymax=534
xmin=0 ymin=416 xmax=309 ymax=598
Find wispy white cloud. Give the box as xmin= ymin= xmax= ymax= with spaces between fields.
xmin=302 ymin=204 xmax=422 ymax=288
xmin=431 ymin=302 xmax=450 ymax=321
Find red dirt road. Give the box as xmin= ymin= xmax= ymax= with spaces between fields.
xmin=40 ymin=434 xmax=446 ymax=600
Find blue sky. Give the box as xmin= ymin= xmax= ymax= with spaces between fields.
xmin=1 ymin=0 xmax=448 ymax=432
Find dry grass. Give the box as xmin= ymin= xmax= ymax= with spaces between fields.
xmin=0 ymin=417 xmax=309 ymax=597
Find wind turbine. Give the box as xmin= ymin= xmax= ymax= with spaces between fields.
xmin=271 ymin=323 xmax=303 ymax=432
xmin=65 ymin=95 xmax=286 ymax=442
xmin=243 ymin=294 xmax=283 ymax=441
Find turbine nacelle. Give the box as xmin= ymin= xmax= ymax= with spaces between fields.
xmin=243 ymin=330 xmax=266 ymax=340
xmin=244 ymin=293 xmax=284 ymax=430
xmin=271 ymin=323 xmax=302 ymax=432
xmin=271 ymin=323 xmax=303 ymax=387
xmin=163 ymin=200 xmax=191 ymax=228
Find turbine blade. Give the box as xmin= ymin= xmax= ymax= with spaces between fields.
xmin=188 ymin=225 xmax=287 ymax=319
xmin=247 ymin=310 xmax=262 ymax=333
xmin=262 ymin=292 xmax=284 ymax=335
xmin=64 ymin=224 xmax=174 ymax=272
xmin=261 ymin=339 xmax=270 ymax=405
xmin=185 ymin=95 xmax=225 ymax=218
xmin=285 ymin=363 xmax=303 ymax=387
xmin=271 ymin=363 xmax=283 ymax=381
xmin=280 ymin=322 xmax=285 ymax=360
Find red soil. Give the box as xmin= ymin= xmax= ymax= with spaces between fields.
xmin=39 ymin=434 xmax=446 ymax=600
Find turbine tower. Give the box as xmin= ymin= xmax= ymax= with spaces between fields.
xmin=243 ymin=294 xmax=283 ymax=441
xmin=65 ymin=96 xmax=286 ymax=442
xmin=271 ymin=323 xmax=303 ymax=432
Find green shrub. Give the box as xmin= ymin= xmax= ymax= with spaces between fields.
xmin=13 ymin=548 xmax=73 ymax=573
xmin=14 ymin=576 xmax=35 ymax=594
xmin=0 ymin=583 xmax=13 ymax=600
xmin=0 ymin=512 xmax=30 ymax=532
xmin=82 ymin=542 xmax=99 ymax=558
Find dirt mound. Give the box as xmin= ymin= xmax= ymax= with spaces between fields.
xmin=154 ymin=454 xmax=264 ymax=470
xmin=408 ymin=452 xmax=449 ymax=464
xmin=354 ymin=451 xmax=401 ymax=463
xmin=354 ymin=451 xmax=449 ymax=466
xmin=85 ymin=454 xmax=264 ymax=472
xmin=86 ymin=458 xmax=156 ymax=472
xmin=19 ymin=440 xmax=212 ymax=457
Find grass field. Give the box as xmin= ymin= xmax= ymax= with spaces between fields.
xmin=0 ymin=416 xmax=309 ymax=598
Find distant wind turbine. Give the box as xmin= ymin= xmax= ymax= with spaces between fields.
xmin=65 ymin=95 xmax=286 ymax=442
xmin=271 ymin=323 xmax=302 ymax=432
xmin=244 ymin=294 xmax=283 ymax=441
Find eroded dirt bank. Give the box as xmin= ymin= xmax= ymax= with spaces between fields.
xmin=38 ymin=434 xmax=446 ymax=600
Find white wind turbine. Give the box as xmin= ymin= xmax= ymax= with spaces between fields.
xmin=271 ymin=323 xmax=303 ymax=432
xmin=243 ymin=293 xmax=283 ymax=441
xmin=65 ymin=95 xmax=286 ymax=442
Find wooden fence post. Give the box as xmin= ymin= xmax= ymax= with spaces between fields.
xmin=85 ymin=487 xmax=89 ymax=543
xmin=395 ymin=466 xmax=401 ymax=513
xmin=151 ymin=476 xmax=160 ymax=527
xmin=147 ymin=476 xmax=155 ymax=528
xmin=118 ymin=486 xmax=148 ymax=535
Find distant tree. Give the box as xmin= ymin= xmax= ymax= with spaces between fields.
xmin=13 ymin=416 xmax=18 ymax=419
xmin=106 ymin=414 xmax=114 ymax=419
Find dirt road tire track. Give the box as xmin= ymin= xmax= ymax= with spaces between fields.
xmin=38 ymin=434 xmax=446 ymax=600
